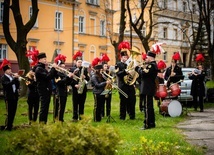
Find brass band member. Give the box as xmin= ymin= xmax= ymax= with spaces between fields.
xmin=0 ymin=59 xmax=20 ymax=131
xmin=91 ymin=58 xmax=111 ymax=122
xmin=135 ymin=51 xmax=158 ymax=130
xmin=164 ymin=52 xmax=183 ymax=87
xmin=69 ymin=51 xmax=90 ymax=122
xmin=100 ymin=54 xmax=112 ymax=117
xmin=155 ymin=60 xmax=167 ymax=114
xmin=189 ymin=54 xmax=206 ymax=112
xmin=53 ymin=54 xmax=70 ymax=122
xmin=33 ymin=52 xmax=57 ymax=124
xmin=26 ymin=70 xmax=39 ymax=124
xmin=115 ymin=41 xmax=136 ymax=120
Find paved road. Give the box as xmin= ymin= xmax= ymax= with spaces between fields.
xmin=177 ymin=108 xmax=214 ymax=155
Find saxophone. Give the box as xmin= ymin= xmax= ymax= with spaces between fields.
xmin=77 ymin=67 xmax=86 ymax=94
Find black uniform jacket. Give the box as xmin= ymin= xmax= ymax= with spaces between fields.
xmin=1 ymin=74 xmax=20 ymax=99
xmin=115 ymin=62 xmax=130 ymax=88
xmin=189 ymin=70 xmax=206 ymax=97
xmin=164 ymin=65 xmax=183 ymax=86
xmin=91 ymin=73 xmax=107 ymax=94
xmin=69 ymin=66 xmax=90 ymax=94
xmin=27 ymin=78 xmax=39 ymax=98
xmin=33 ymin=62 xmax=56 ymax=95
xmin=55 ymin=72 xmax=70 ymax=97
xmin=136 ymin=61 xmax=158 ymax=96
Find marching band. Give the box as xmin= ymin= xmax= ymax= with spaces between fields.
xmin=1 ymin=41 xmax=206 ymax=131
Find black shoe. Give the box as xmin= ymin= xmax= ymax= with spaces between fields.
xmin=200 ymin=109 xmax=204 ymax=112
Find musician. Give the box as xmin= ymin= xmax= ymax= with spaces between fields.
xmin=69 ymin=51 xmax=90 ymax=122
xmin=135 ymin=51 xmax=158 ymax=130
xmin=155 ymin=60 xmax=167 ymax=114
xmin=53 ymin=54 xmax=70 ymax=122
xmin=189 ymin=54 xmax=206 ymax=112
xmin=0 ymin=59 xmax=20 ymax=131
xmin=91 ymin=60 xmax=111 ymax=122
xmin=26 ymin=70 xmax=39 ymax=124
xmin=164 ymin=52 xmax=183 ymax=87
xmin=115 ymin=41 xmax=136 ymax=120
xmin=33 ymin=52 xmax=57 ymax=124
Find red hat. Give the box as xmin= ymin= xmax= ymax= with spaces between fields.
xmin=54 ymin=54 xmax=67 ymax=65
xmin=172 ymin=52 xmax=180 ymax=62
xmin=91 ymin=57 xmax=101 ymax=67
xmin=142 ymin=53 xmax=147 ymax=61
xmin=0 ymin=58 xmax=11 ymax=72
xmin=101 ymin=53 xmax=110 ymax=64
xmin=157 ymin=60 xmax=166 ymax=70
xmin=195 ymin=53 xmax=204 ymax=62
xmin=118 ymin=41 xmax=130 ymax=57
xmin=73 ymin=51 xmax=82 ymax=61
xmin=26 ymin=48 xmax=39 ymax=66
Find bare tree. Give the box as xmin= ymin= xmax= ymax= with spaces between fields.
xmin=3 ymin=0 xmax=39 ymax=96
xmin=109 ymin=0 xmax=126 ymax=62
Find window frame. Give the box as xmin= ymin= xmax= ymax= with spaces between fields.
xmin=55 ymin=11 xmax=63 ymax=31
xmin=0 ymin=44 xmax=7 ymax=60
xmin=29 ymin=6 xmax=38 ymax=28
xmin=79 ymin=16 xmax=85 ymax=33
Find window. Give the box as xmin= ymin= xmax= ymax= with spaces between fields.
xmin=100 ymin=20 xmax=106 ymax=36
xmin=89 ymin=45 xmax=96 ymax=61
xmin=55 ymin=11 xmax=63 ymax=30
xmin=79 ymin=16 xmax=85 ymax=33
xmin=0 ymin=2 xmax=3 ymax=23
xmin=173 ymin=29 xmax=177 ymax=40
xmin=142 ymin=27 xmax=146 ymax=37
xmin=192 ymin=4 xmax=196 ymax=14
xmin=183 ymin=29 xmax=187 ymax=40
xmin=163 ymin=0 xmax=167 ymax=9
xmin=29 ymin=6 xmax=38 ymax=28
xmin=0 ymin=44 xmax=7 ymax=60
xmin=183 ymin=2 xmax=187 ymax=12
xmin=163 ymin=27 xmax=167 ymax=39
xmin=87 ymin=0 xmax=99 ymax=5
xmin=163 ymin=52 xmax=167 ymax=61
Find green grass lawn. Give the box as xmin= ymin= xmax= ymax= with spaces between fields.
xmin=0 ymin=89 xmax=213 ymax=154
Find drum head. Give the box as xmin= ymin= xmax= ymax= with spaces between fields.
xmin=168 ymin=100 xmax=182 ymax=117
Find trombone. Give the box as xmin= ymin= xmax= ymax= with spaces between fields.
xmin=101 ymin=71 xmax=128 ymax=98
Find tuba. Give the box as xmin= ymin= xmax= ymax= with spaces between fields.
xmin=124 ymin=46 xmax=141 ymax=85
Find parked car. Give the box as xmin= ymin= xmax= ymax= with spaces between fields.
xmin=178 ymin=68 xmax=195 ymax=103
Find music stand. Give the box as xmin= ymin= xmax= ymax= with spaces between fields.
xmin=106 ymin=114 xmax=116 ymax=123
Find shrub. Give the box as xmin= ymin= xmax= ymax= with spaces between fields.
xmin=6 ymin=119 xmax=121 ymax=155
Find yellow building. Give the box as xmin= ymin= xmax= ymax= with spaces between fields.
xmin=0 ymin=0 xmax=115 ymax=72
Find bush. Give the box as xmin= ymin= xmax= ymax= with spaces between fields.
xmin=6 ymin=119 xmax=121 ymax=155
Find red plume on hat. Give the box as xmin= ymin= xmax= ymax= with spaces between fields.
xmin=0 ymin=58 xmax=11 ymax=70
xmin=195 ymin=53 xmax=204 ymax=62
xmin=91 ymin=57 xmax=101 ymax=67
xmin=101 ymin=53 xmax=110 ymax=63
xmin=26 ymin=47 xmax=39 ymax=66
xmin=73 ymin=51 xmax=82 ymax=60
xmin=151 ymin=42 xmax=166 ymax=54
xmin=172 ymin=52 xmax=180 ymax=61
xmin=157 ymin=60 xmax=166 ymax=70
xmin=118 ymin=41 xmax=130 ymax=51
xmin=142 ymin=53 xmax=147 ymax=61
xmin=54 ymin=54 xmax=67 ymax=65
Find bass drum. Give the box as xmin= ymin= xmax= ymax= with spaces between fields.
xmin=160 ymin=100 xmax=182 ymax=117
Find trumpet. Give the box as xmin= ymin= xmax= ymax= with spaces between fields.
xmin=11 ymin=73 xmax=27 ymax=81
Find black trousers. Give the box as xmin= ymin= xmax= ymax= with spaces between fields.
xmin=101 ymin=93 xmax=112 ymax=117
xmin=27 ymin=94 xmax=40 ymax=122
xmin=5 ymin=94 xmax=18 ymax=130
xmin=93 ymin=94 xmax=105 ymax=122
xmin=193 ymin=95 xmax=204 ymax=110
xmin=39 ymin=91 xmax=51 ymax=123
xmin=119 ymin=86 xmax=136 ymax=120
xmin=72 ymin=92 xmax=87 ymax=120
xmin=53 ymin=94 xmax=59 ymax=121
xmin=144 ymin=95 xmax=155 ymax=128
xmin=58 ymin=96 xmax=67 ymax=121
